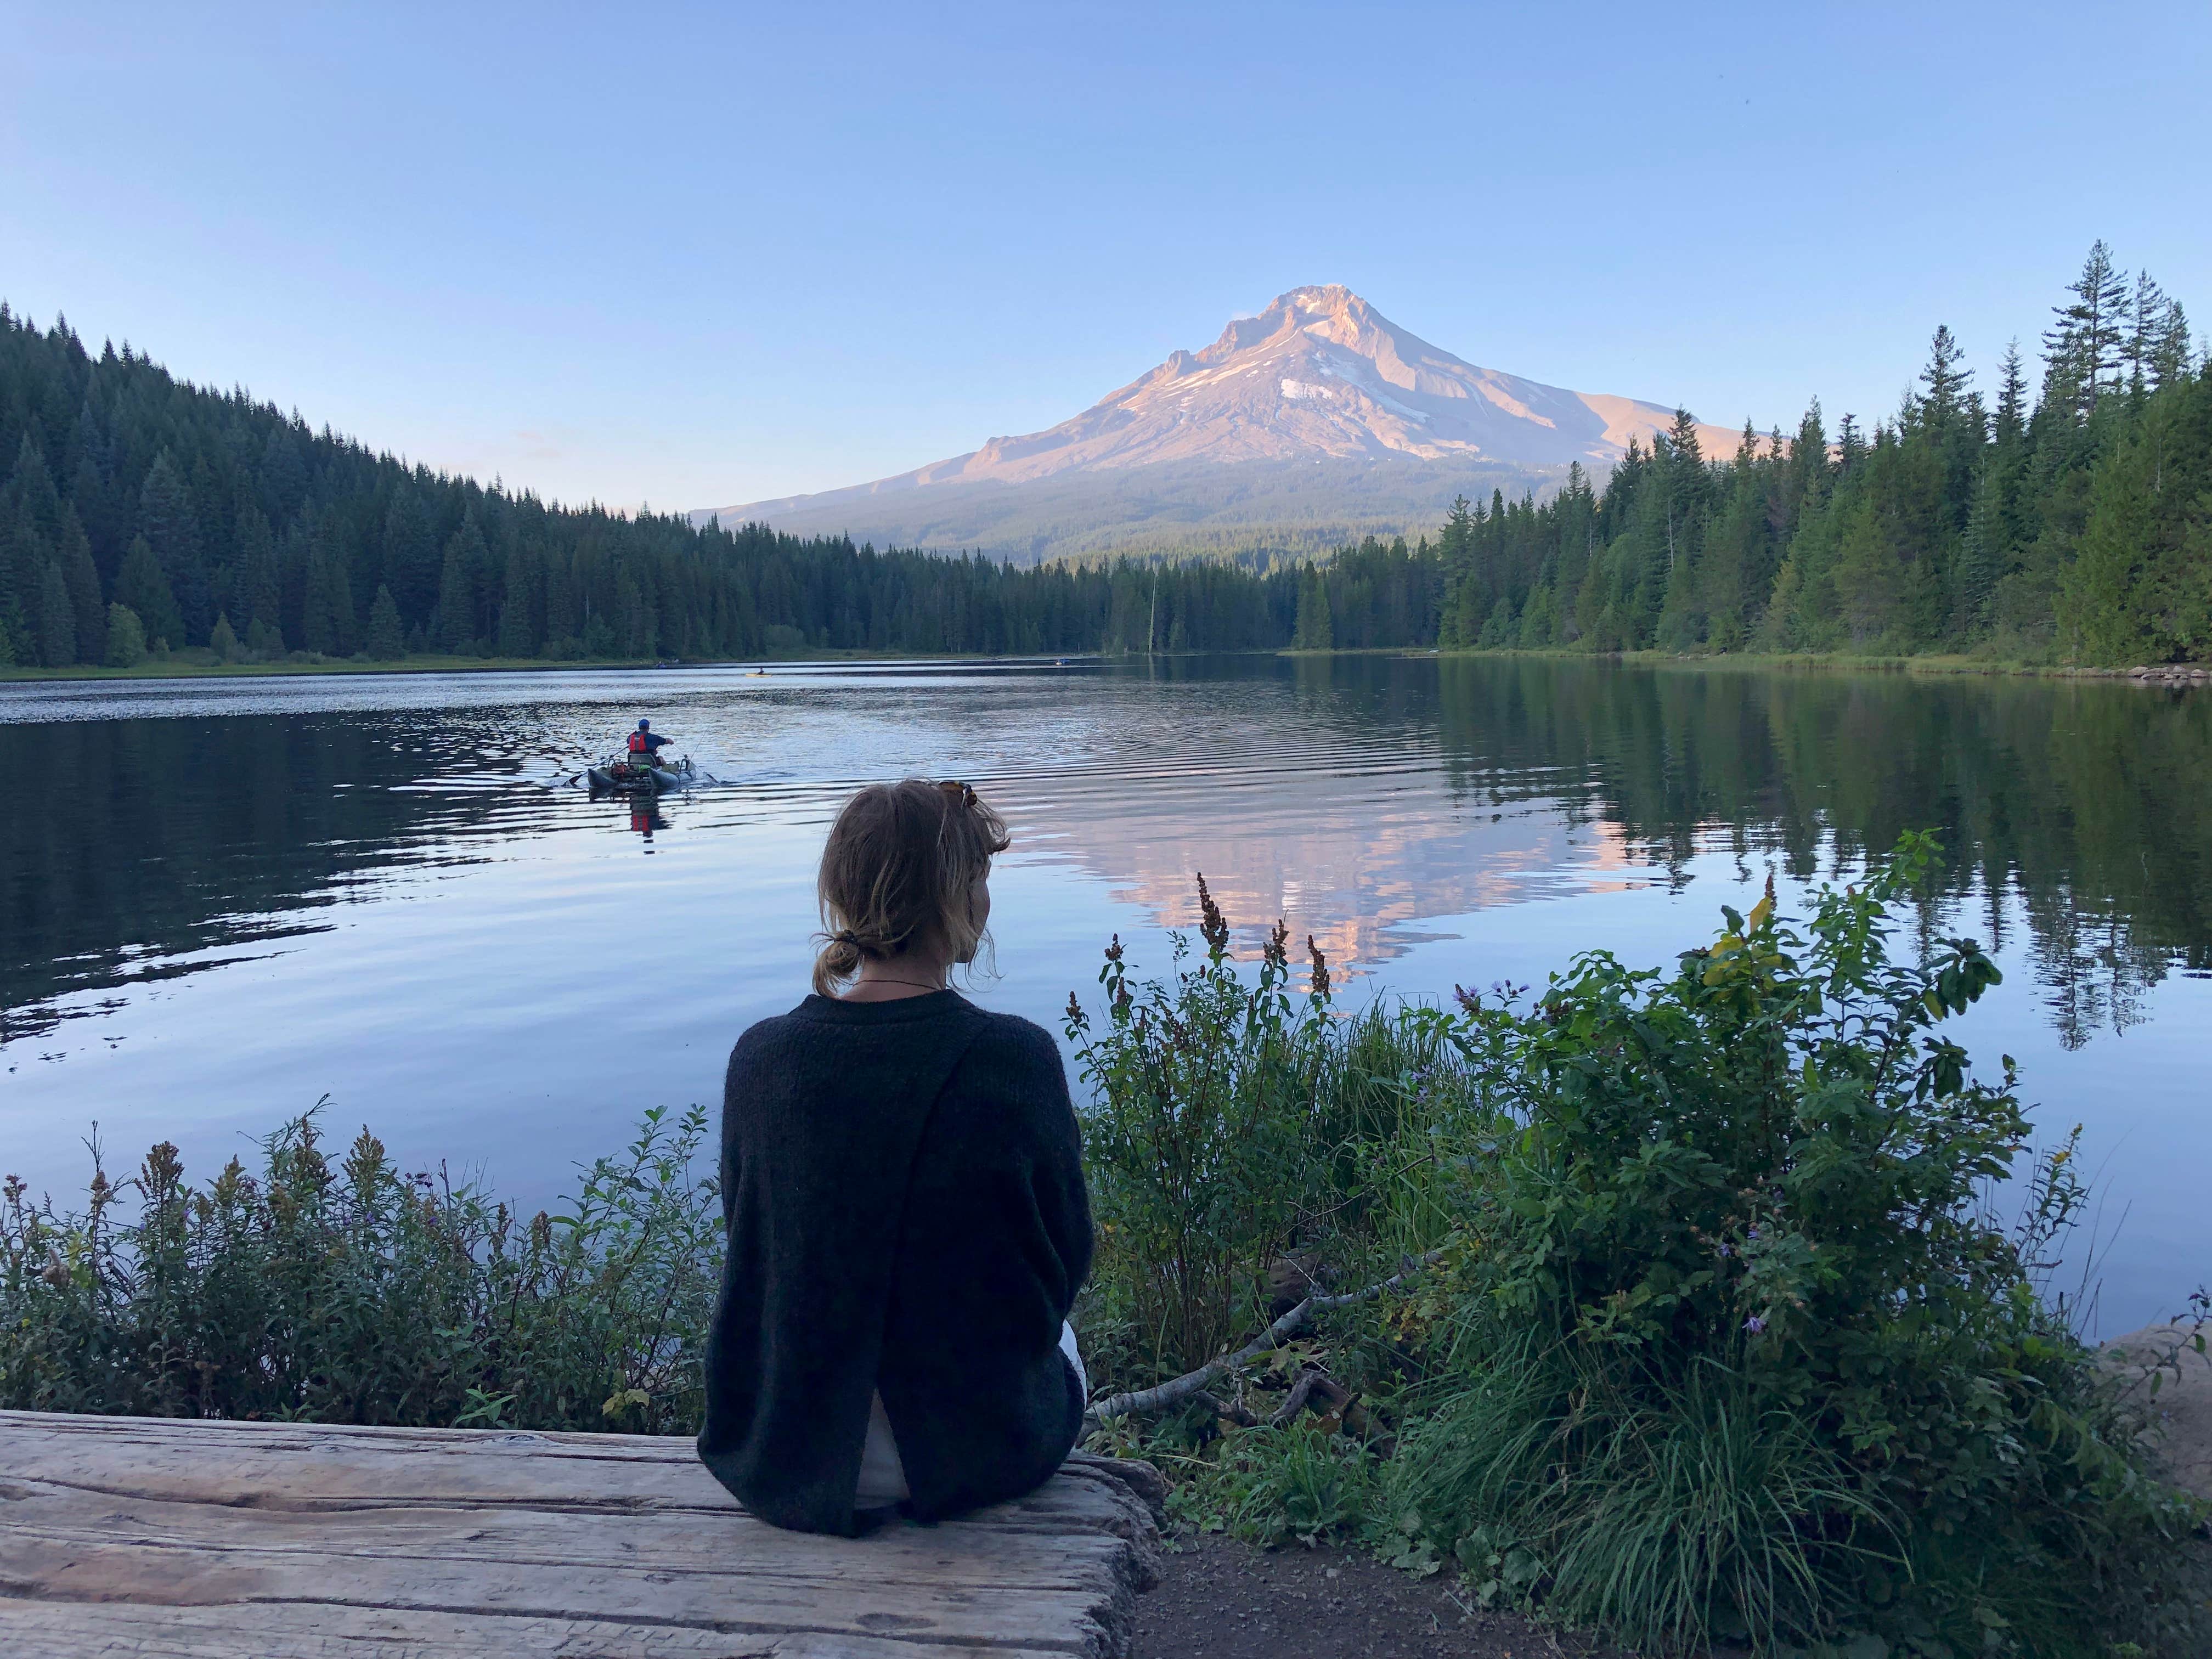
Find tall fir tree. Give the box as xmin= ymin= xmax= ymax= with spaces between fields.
xmin=57 ymin=506 xmax=105 ymax=663
xmin=136 ymin=453 xmax=210 ymax=645
xmin=1293 ymin=563 xmax=1333 ymax=648
xmin=2042 ymin=240 xmax=2129 ymax=422
xmin=37 ymin=560 xmax=76 ymax=667
xmin=234 ymin=505 xmax=281 ymax=645
xmin=115 ymin=533 xmax=184 ymax=650
xmin=364 ymin=584 xmax=405 ymax=660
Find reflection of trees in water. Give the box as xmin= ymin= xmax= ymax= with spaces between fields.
xmin=2021 ymin=895 xmax=2160 ymax=1051
xmin=5 ymin=662 xmax=2200 ymax=1055
xmin=0 ymin=716 xmax=512 ymax=1043
xmin=1421 ymin=658 xmax=2209 ymax=1046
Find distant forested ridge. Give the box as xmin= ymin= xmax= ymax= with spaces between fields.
xmin=2 ymin=243 xmax=2204 ymax=672
xmin=0 ymin=308 xmax=1292 ymax=667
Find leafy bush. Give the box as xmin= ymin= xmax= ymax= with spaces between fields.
xmin=1 ymin=1101 xmax=717 ymax=1433
xmin=1365 ymin=837 xmax=2200 ymax=1654
xmin=1076 ymin=839 xmax=2205 ymax=1656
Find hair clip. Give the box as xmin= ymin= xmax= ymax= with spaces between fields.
xmin=939 ymin=780 xmax=977 ymax=810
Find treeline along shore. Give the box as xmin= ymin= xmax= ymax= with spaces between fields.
xmin=3 ymin=242 xmax=2205 ymax=676
xmin=5 ymin=844 xmax=2209 ymax=1655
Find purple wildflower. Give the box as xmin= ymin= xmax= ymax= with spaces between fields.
xmin=1743 ymin=1316 xmax=1768 ymax=1334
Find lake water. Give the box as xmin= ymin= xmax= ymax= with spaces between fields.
xmin=2 ymin=656 xmax=2205 ymax=1334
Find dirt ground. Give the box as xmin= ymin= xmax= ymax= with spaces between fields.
xmin=1130 ymin=1531 xmax=1635 ymax=1659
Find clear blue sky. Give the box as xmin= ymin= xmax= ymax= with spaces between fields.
xmin=5 ymin=2 xmax=2205 ymax=512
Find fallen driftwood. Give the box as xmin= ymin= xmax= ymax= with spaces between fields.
xmin=1188 ymin=1387 xmax=1259 ymax=1428
xmin=0 ymin=1410 xmax=1165 ymax=1658
xmin=1086 ymin=1249 xmax=1444 ymax=1426
xmin=1266 ymin=1366 xmax=1396 ymax=1453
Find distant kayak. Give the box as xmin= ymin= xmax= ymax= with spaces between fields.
xmin=586 ymin=757 xmax=695 ymax=794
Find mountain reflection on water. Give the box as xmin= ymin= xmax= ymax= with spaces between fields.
xmin=1 ymin=656 xmax=2205 ymax=1328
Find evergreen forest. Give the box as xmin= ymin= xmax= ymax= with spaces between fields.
xmin=1 ymin=241 xmax=2203 ymax=673
xmin=1428 ymin=241 xmax=2207 ymax=665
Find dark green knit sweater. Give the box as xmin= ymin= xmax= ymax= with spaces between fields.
xmin=696 ymin=990 xmax=1093 ymax=1536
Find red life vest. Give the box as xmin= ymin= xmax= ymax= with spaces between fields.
xmin=627 ymin=731 xmax=650 ymax=758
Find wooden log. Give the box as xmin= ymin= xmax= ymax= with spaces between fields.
xmin=0 ymin=1410 xmax=1161 ymax=1658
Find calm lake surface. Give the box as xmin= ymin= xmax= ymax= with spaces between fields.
xmin=3 ymin=655 xmax=2205 ymax=1333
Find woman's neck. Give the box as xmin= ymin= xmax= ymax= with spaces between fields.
xmin=840 ymin=952 xmax=952 ymax=1002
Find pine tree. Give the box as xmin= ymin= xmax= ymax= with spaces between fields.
xmin=2059 ymin=435 xmax=2154 ymax=663
xmin=1836 ymin=414 xmax=1866 ymax=473
xmin=258 ymin=425 xmax=309 ymax=524
xmin=7 ymin=434 xmax=64 ymax=539
xmin=1829 ymin=493 xmax=1898 ymax=647
xmin=435 ymin=522 xmax=484 ymax=652
xmin=1993 ymin=340 xmax=2029 ymax=447
xmin=1956 ymin=459 xmax=2008 ymax=636
xmin=116 ymin=533 xmax=184 ymax=650
xmin=1780 ymin=400 xmax=1830 ymax=537
xmin=1649 ymin=410 xmax=1709 ymax=648
xmin=2042 ymin=240 xmax=2129 ymax=420
xmin=210 ymin=612 xmax=241 ymax=662
xmin=277 ymin=516 xmax=312 ymax=647
xmin=57 ymin=506 xmax=105 ymax=663
xmin=1293 ymin=564 xmax=1333 ymax=649
xmin=496 ymin=541 xmax=536 ymax=656
xmin=37 ymin=560 xmax=76 ymax=667
xmin=303 ymin=535 xmax=357 ymax=655
xmin=136 ymin=453 xmax=210 ymax=644
xmin=365 ymin=584 xmax=405 ymax=659
xmin=380 ymin=488 xmax=437 ymax=625
xmin=1950 ymin=340 xmax=2033 ymax=640
xmin=1918 ymin=326 xmax=1973 ymax=427
xmin=235 ymin=505 xmax=281 ymax=642
xmin=2128 ymin=274 xmax=2194 ymax=392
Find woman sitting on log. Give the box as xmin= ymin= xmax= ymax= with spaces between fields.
xmin=697 ymin=778 xmax=1093 ymax=1536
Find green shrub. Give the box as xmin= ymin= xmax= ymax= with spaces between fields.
xmin=103 ymin=602 xmax=146 ymax=667
xmin=1 ymin=1101 xmax=717 ymax=1433
xmin=1380 ymin=833 xmax=2200 ymax=1655
xmin=1075 ymin=838 xmax=2203 ymax=1655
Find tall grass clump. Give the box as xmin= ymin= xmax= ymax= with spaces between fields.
xmin=1064 ymin=874 xmax=1478 ymax=1385
xmin=1064 ymin=877 xmax=1331 ymax=1383
xmin=0 ymin=1102 xmax=718 ymax=1433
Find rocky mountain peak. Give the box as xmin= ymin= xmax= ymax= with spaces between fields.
xmin=697 ymin=289 xmax=1750 ymax=561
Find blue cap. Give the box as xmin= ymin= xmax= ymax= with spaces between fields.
xmin=638 ymin=719 xmax=650 ymax=729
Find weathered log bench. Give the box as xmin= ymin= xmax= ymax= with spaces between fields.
xmin=0 ymin=1410 xmax=1165 ymax=1657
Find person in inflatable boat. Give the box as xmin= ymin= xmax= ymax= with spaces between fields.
xmin=626 ymin=719 xmax=673 ymax=765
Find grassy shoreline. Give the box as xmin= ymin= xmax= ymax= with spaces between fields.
xmin=0 ymin=645 xmax=1073 ymax=684
xmin=1332 ymin=644 xmax=2209 ymax=681
xmin=8 ymin=642 xmax=2205 ymax=688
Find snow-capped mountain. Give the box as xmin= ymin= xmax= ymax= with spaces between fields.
xmin=697 ymin=286 xmax=1745 ymax=561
